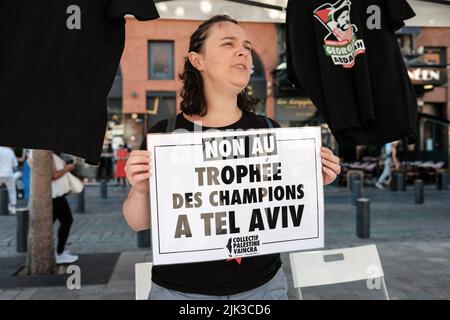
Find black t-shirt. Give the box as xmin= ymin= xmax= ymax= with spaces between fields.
xmin=286 ymin=0 xmax=417 ymax=149
xmin=0 ymin=0 xmax=159 ymax=165
xmin=140 ymin=110 xmax=283 ymax=296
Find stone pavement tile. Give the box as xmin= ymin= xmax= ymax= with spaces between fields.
xmin=421 ymin=287 xmax=450 ymax=300
xmin=306 ymin=283 xmax=365 ymax=300
xmin=329 ymin=281 xmax=387 ymax=300
xmin=101 ymin=292 xmax=134 ymax=300
xmin=109 ymin=251 xmax=150 ymax=282
xmin=0 ymin=240 xmax=11 ymax=247
xmin=428 ymin=257 xmax=450 ymax=264
xmin=101 ymin=232 xmax=114 ymax=240
xmin=14 ymin=288 xmax=38 ymax=300
xmin=77 ymin=285 xmax=107 ymax=294
xmin=29 ymin=287 xmax=80 ymax=300
xmin=78 ymin=295 xmax=101 ymax=300
xmin=387 ymin=288 xmax=413 ymax=300
xmin=75 ymin=285 xmax=107 ymax=300
xmin=281 ymin=261 xmax=296 ymax=300
xmin=399 ymin=290 xmax=438 ymax=300
xmin=104 ymin=280 xmax=134 ymax=295
xmin=299 ymin=291 xmax=322 ymax=300
xmin=144 ymin=253 xmax=152 ymax=261
xmin=387 ymin=277 xmax=438 ymax=300
xmin=383 ymin=244 xmax=424 ymax=262
xmin=412 ymin=275 xmax=450 ymax=290
xmin=437 ymin=242 xmax=450 ymax=249
xmin=99 ymin=252 xmax=152 ymax=299
xmin=410 ymin=242 xmax=449 ymax=255
xmin=0 ymin=289 xmax=21 ymax=300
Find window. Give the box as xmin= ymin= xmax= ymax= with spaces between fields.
xmin=422 ymin=47 xmax=446 ymax=67
xmin=146 ymin=91 xmax=177 ymax=130
xmin=148 ymin=41 xmax=174 ymax=80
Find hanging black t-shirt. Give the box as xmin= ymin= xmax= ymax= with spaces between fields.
xmin=140 ymin=110 xmax=283 ymax=295
xmin=0 ymin=0 xmax=159 ymax=165
xmin=286 ymin=0 xmax=417 ymax=148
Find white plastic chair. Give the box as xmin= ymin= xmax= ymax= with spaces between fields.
xmin=289 ymin=244 xmax=389 ymax=300
xmin=135 ymin=262 xmax=153 ymax=300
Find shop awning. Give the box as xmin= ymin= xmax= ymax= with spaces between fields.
xmin=419 ymin=113 xmax=450 ymax=126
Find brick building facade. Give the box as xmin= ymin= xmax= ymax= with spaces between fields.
xmin=415 ymin=27 xmax=450 ymax=118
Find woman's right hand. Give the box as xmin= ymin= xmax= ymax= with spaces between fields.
xmin=65 ymin=164 xmax=76 ymax=172
xmin=125 ymin=150 xmax=152 ymax=194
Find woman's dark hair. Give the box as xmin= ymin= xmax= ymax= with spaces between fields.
xmin=179 ymin=14 xmax=257 ymax=116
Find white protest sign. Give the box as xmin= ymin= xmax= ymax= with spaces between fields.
xmin=147 ymin=127 xmax=324 ymax=265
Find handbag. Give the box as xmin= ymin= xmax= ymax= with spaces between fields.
xmin=68 ymin=172 xmax=84 ymax=194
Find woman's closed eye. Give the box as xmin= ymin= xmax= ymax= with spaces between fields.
xmin=222 ymin=42 xmax=251 ymax=52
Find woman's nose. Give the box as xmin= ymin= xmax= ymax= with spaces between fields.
xmin=235 ymin=44 xmax=246 ymax=55
xmin=237 ymin=48 xmax=250 ymax=58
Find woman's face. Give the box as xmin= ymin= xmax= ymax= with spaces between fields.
xmin=192 ymin=22 xmax=253 ymax=95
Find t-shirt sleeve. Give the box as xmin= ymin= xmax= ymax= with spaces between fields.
xmin=139 ymin=119 xmax=168 ymax=150
xmin=385 ymin=0 xmax=416 ymax=32
xmin=12 ymin=151 xmax=18 ymax=168
xmin=108 ymin=0 xmax=160 ymax=21
xmin=268 ymin=118 xmax=281 ymax=129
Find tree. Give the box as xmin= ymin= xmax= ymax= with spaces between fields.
xmin=26 ymin=150 xmax=54 ymax=274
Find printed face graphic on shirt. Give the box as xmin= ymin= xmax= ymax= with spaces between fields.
xmin=335 ymin=8 xmax=350 ymax=30
xmin=314 ymin=0 xmax=366 ymax=68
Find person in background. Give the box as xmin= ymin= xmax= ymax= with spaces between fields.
xmin=17 ymin=149 xmax=31 ymax=203
xmin=97 ymin=141 xmax=114 ymax=182
xmin=0 ymin=146 xmax=20 ymax=214
xmin=50 ymin=152 xmax=79 ymax=264
xmin=375 ymin=141 xmax=400 ymax=189
xmin=115 ymin=144 xmax=129 ymax=186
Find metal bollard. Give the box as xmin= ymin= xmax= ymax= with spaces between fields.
xmin=76 ymin=188 xmax=85 ymax=213
xmin=396 ymin=171 xmax=406 ymax=191
xmin=0 ymin=185 xmax=9 ymax=216
xmin=16 ymin=207 xmax=29 ymax=252
xmin=356 ymin=198 xmax=370 ymax=239
xmin=414 ymin=180 xmax=424 ymax=204
xmin=348 ymin=172 xmax=359 ymax=192
xmin=390 ymin=171 xmax=398 ymax=191
xmin=351 ymin=180 xmax=362 ymax=205
xmin=348 ymin=173 xmax=355 ymax=191
xmin=137 ymin=229 xmax=151 ymax=248
xmin=437 ymin=172 xmax=449 ymax=191
xmin=100 ymin=179 xmax=108 ymax=199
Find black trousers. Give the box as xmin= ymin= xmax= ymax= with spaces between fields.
xmin=53 ymin=195 xmax=73 ymax=255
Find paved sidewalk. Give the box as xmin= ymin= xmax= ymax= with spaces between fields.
xmin=0 ymin=184 xmax=449 ymax=300
xmin=0 ymin=184 xmax=143 ymax=257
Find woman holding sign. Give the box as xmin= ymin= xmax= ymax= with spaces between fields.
xmin=123 ymin=15 xmax=341 ymax=300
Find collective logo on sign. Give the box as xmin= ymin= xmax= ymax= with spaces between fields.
xmin=314 ymin=0 xmax=366 ymax=68
xmin=225 ymin=235 xmax=261 ymax=258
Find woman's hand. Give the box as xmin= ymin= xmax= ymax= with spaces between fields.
xmin=321 ymin=147 xmax=341 ymax=185
xmin=65 ymin=164 xmax=76 ymax=172
xmin=125 ymin=150 xmax=152 ymax=194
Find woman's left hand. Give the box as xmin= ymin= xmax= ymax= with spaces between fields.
xmin=321 ymin=147 xmax=341 ymax=185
